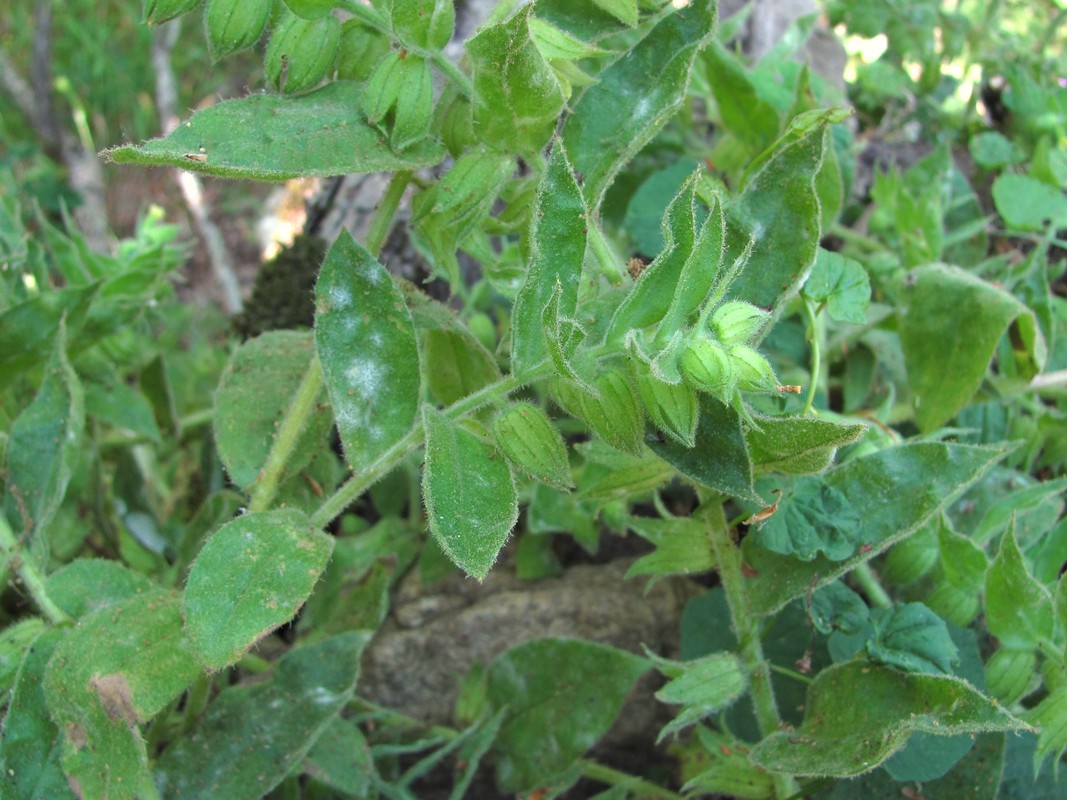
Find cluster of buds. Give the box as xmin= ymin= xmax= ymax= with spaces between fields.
xmin=678 ymin=301 xmax=777 ymax=403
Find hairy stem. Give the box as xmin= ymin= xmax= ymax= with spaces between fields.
xmin=248 ymin=358 xmax=325 ymax=514
xmin=365 ymin=170 xmax=412 ymax=258
xmin=801 ymin=298 xmax=822 ymax=416
xmin=705 ymin=503 xmax=800 ymax=800
xmin=311 ymin=367 xmax=547 ymax=529
xmin=579 ymin=761 xmax=686 ymax=800
xmin=0 ymin=513 xmax=70 ymax=625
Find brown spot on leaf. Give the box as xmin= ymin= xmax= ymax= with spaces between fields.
xmin=90 ymin=673 xmax=140 ymax=726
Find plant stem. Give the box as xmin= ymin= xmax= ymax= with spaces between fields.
xmin=853 ymin=562 xmax=892 ymax=609
xmin=0 ymin=514 xmax=70 ymax=625
xmin=579 ymin=760 xmax=686 ymax=800
xmin=801 ymin=298 xmax=822 ymax=416
xmin=366 ymin=171 xmax=413 ymax=258
xmin=310 ymin=368 xmax=545 ymax=529
xmin=180 ymin=672 xmax=213 ymax=736
xmin=587 ymin=219 xmax=624 ymax=284
xmin=704 ymin=503 xmax=800 ymax=800
xmin=248 ymin=358 xmax=325 ymax=514
xmin=430 ymin=52 xmax=473 ymax=100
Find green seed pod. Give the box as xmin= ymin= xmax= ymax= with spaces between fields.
xmin=711 ymin=301 xmax=770 ymax=346
xmin=679 ymin=337 xmax=736 ymax=401
xmin=985 ymin=648 xmax=1036 ymax=705
xmin=578 ymin=369 xmax=644 ymax=454
xmin=492 ymin=402 xmax=572 ymax=490
xmin=729 ymin=344 xmax=778 ymax=392
xmin=636 ymin=369 xmax=698 ymax=447
xmin=924 ymin=579 xmax=980 ymax=627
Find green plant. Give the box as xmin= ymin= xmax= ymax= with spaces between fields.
xmin=2 ymin=1 xmax=1066 ymax=798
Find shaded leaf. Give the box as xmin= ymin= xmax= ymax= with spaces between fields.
xmin=750 ymin=662 xmax=1029 ymax=778
xmin=44 ymin=559 xmax=156 ymax=619
xmin=810 ymin=581 xmax=869 ymax=636
xmin=744 ymin=443 xmax=1009 ymax=616
xmin=214 ymin=331 xmax=331 ymax=488
xmin=156 ymin=633 xmax=369 ymax=800
xmin=108 ymin=82 xmax=446 ymax=180
xmin=422 ymin=406 xmax=518 ymax=580
xmin=3 ymin=324 xmax=84 ymax=546
xmin=648 ymin=397 xmax=756 ymax=501
xmin=0 ymin=284 xmax=97 ymax=384
xmin=315 ymin=231 xmax=420 ymax=471
xmin=899 ymin=264 xmax=1045 ymax=432
xmin=184 ymin=509 xmax=334 ymax=669
xmin=867 ymin=603 xmax=959 ymax=674
xmin=753 ymin=477 xmax=862 ymax=562
xmin=0 ymin=627 xmax=72 ymax=800
xmin=487 ymin=638 xmax=649 ymax=792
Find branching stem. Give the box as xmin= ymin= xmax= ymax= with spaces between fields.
xmin=0 ymin=513 xmax=70 ymax=625
xmin=705 ymin=503 xmax=800 ymax=800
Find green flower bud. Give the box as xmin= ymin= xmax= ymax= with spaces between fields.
xmin=711 ymin=301 xmax=770 ymax=346
xmin=636 ymin=369 xmax=698 ymax=447
xmin=578 ymin=369 xmax=645 ymax=454
xmin=492 ymin=402 xmax=573 ymax=490
xmin=729 ymin=344 xmax=778 ymax=392
xmin=985 ymin=648 xmax=1036 ymax=705
xmin=679 ymin=337 xmax=736 ymax=401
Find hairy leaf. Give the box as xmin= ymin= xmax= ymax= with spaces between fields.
xmin=867 ymin=603 xmax=959 ymax=674
xmin=315 ymin=231 xmax=420 ymax=472
xmin=750 ymin=662 xmax=1028 ymax=778
xmin=214 ymin=331 xmax=332 ymax=489
xmin=900 ymin=264 xmax=1045 ymax=432
xmin=744 ymin=443 xmax=1009 ymax=616
xmin=468 ymin=5 xmax=566 ymax=155
xmin=753 ymin=478 xmax=862 ymax=562
xmin=487 ymin=638 xmax=649 ymax=792
xmin=563 ymin=1 xmax=715 ymax=207
xmin=108 ymin=82 xmax=445 ymax=180
xmin=511 ymin=140 xmax=588 ymax=376
xmin=422 ymin=406 xmax=518 ymax=580
xmin=184 ymin=509 xmax=334 ymax=669
xmin=156 ymin=633 xmax=369 ymax=800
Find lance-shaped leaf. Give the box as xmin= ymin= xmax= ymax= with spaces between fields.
xmin=985 ymin=520 xmax=1054 ymax=650
xmin=0 ymin=282 xmax=97 ymax=383
xmin=606 ymin=175 xmax=699 ymax=343
xmin=155 ymin=633 xmax=369 ymax=800
xmin=900 ymin=263 xmax=1046 ymax=432
xmin=654 ymin=651 xmax=747 ymax=739
xmin=3 ymin=324 xmax=84 ymax=546
xmin=743 ymin=443 xmax=1009 ymax=616
xmin=725 ymin=114 xmax=831 ymax=309
xmin=467 ymin=5 xmax=566 ymax=155
xmin=108 ymin=82 xmax=445 ymax=180
xmin=563 ymin=1 xmax=715 ymax=207
xmin=422 ymin=406 xmax=518 ymax=580
xmin=750 ymin=662 xmax=1029 ymax=778
xmin=315 ymin=231 xmax=420 ymax=472
xmin=43 ymin=591 xmax=201 ymax=799
xmin=487 ymin=638 xmax=649 ymax=792
xmin=0 ymin=627 xmax=71 ymax=800
xmin=746 ymin=413 xmax=867 ymax=475
xmin=511 ymin=140 xmax=587 ymax=376
xmin=648 ymin=397 xmax=757 ymax=502
xmin=214 ymin=331 xmax=332 ymax=489
xmin=183 ymin=509 xmax=334 ymax=669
